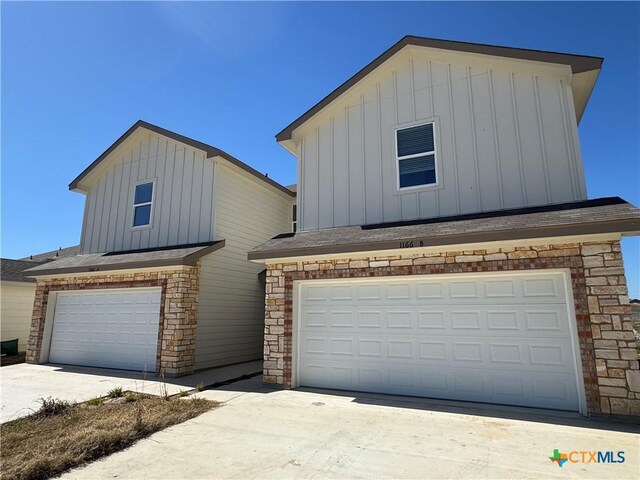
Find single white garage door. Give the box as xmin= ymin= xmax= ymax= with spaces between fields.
xmin=298 ymin=272 xmax=582 ymax=411
xmin=49 ymin=288 xmax=162 ymax=371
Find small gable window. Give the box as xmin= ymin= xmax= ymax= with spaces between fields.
xmin=396 ymin=122 xmax=437 ymax=189
xmin=133 ymin=181 xmax=154 ymax=227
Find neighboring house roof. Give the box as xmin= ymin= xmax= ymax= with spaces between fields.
xmin=1 ymin=259 xmax=46 ymax=283
xmin=69 ymin=120 xmax=295 ymax=197
xmin=248 ymin=197 xmax=639 ymax=260
xmin=20 ymin=245 xmax=81 ymax=262
xmin=276 ymin=35 xmax=603 ymax=143
xmin=287 ymin=184 xmax=297 ymax=194
xmin=23 ymin=241 xmax=225 ymax=277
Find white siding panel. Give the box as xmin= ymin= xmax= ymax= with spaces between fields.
xmin=471 ymin=67 xmax=502 ymax=211
xmin=318 ymin=121 xmax=334 ymax=228
xmin=413 ymin=58 xmax=433 ymax=121
xmin=379 ymin=71 xmax=400 ymax=222
xmin=514 ymin=74 xmax=548 ymax=206
xmin=332 ymin=110 xmax=349 ymax=227
xmin=434 ymin=61 xmax=459 ymax=217
xmin=537 ymin=77 xmax=576 ymax=203
xmin=363 ymin=85 xmax=383 ymax=224
xmin=151 ymin=137 xmax=168 ymax=247
xmin=295 ymin=49 xmax=586 ymax=230
xmin=396 ymin=61 xmax=414 ymax=124
xmin=347 ymin=101 xmax=366 ymax=226
xmin=0 ymin=282 xmax=36 ymax=352
xmin=303 ymin=133 xmax=319 ymax=230
xmin=195 ymin=163 xmax=292 ymax=370
xmin=79 ymin=131 xmax=216 ymax=253
xmin=451 ymin=64 xmax=479 ymax=214
xmin=492 ymin=71 xmax=525 ymax=208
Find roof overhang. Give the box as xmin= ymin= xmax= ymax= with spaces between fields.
xmin=248 ymin=197 xmax=639 ymax=261
xmin=24 ymin=240 xmax=225 ymax=277
xmin=248 ymin=220 xmax=637 ymax=261
xmin=276 ymin=35 xmax=603 ymax=148
xmin=69 ymin=120 xmax=295 ymax=197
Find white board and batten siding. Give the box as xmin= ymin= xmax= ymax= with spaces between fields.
xmin=296 ymin=47 xmax=587 ymax=231
xmin=195 ymin=162 xmax=294 ymax=370
xmin=79 ymin=129 xmax=216 ymax=253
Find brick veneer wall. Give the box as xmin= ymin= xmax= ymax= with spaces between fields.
xmin=264 ymin=241 xmax=640 ymax=416
xmin=27 ymin=265 xmax=200 ymax=376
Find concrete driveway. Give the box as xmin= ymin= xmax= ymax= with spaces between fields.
xmin=0 ymin=361 xmax=261 ymax=423
xmin=63 ymin=376 xmax=639 ymax=480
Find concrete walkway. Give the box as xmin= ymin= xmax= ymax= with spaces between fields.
xmin=0 ymin=361 xmax=261 ymax=423
xmin=63 ymin=376 xmax=640 ymax=479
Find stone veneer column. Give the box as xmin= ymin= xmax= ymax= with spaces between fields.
xmin=263 ymin=241 xmax=640 ymax=417
xmin=159 ymin=267 xmax=200 ymax=376
xmin=27 ymin=265 xmax=200 ymax=377
xmin=581 ymin=241 xmax=640 ymax=415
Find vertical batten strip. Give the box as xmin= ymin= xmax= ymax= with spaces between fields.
xmin=299 ymin=137 xmax=304 ymax=231
xmin=316 ymin=127 xmax=320 ymax=229
xmin=345 ymin=106 xmax=351 ymax=225
xmin=509 ymin=72 xmax=528 ymax=206
xmin=330 ymin=116 xmax=335 ymax=227
xmin=186 ymin=150 xmax=196 ymax=244
xmin=110 ymin=162 xmax=124 ymax=250
xmin=427 ymin=60 xmax=440 ymax=217
xmin=118 ymin=151 xmax=133 ymax=251
xmin=361 ymin=94 xmax=368 ymax=223
xmin=166 ymin=143 xmax=178 ymax=246
xmin=488 ymin=69 xmax=505 ymax=208
xmin=410 ymin=57 xmax=416 ymax=122
xmin=467 ymin=66 xmax=482 ymax=209
xmin=447 ymin=64 xmax=461 ymax=214
xmin=392 ymin=69 xmax=403 ymax=219
xmin=559 ymin=78 xmax=580 ymax=199
xmin=376 ymin=82 xmax=384 ymax=221
xmin=533 ymin=75 xmax=552 ymax=203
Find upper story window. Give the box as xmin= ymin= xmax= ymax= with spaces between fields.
xmin=133 ymin=181 xmax=154 ymax=228
xmin=396 ymin=122 xmax=437 ymax=189
xmin=292 ymin=204 xmax=297 ymax=233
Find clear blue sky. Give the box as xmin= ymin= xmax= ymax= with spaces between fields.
xmin=2 ymin=2 xmax=639 ymax=296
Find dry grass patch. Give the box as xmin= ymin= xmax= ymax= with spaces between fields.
xmin=1 ymin=394 xmax=218 ymax=480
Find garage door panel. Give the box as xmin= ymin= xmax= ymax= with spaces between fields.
xmin=444 ymin=276 xmax=565 ymax=304
xmin=303 ymin=335 xmax=575 ymax=374
xmin=301 ymin=358 xmax=579 ymax=409
xmin=49 ymin=288 xmax=161 ymax=371
xmin=298 ymin=273 xmax=581 ymax=411
xmin=302 ymin=306 xmax=570 ymax=337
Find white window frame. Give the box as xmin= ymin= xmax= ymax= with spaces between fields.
xmin=131 ymin=179 xmax=155 ymax=230
xmin=395 ymin=121 xmax=439 ymax=191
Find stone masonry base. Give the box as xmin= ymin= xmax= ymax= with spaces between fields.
xmin=27 ymin=265 xmax=200 ymax=377
xmin=263 ymin=240 xmax=640 ymax=416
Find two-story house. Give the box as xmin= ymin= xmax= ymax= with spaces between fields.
xmin=249 ymin=36 xmax=640 ymax=416
xmin=25 ymin=121 xmax=296 ymax=376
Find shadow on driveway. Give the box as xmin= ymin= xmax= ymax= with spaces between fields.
xmin=45 ymin=360 xmax=262 ymax=390
xmin=292 ymin=386 xmax=640 ymax=434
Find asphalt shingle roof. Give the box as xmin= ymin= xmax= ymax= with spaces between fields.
xmin=1 ymin=259 xmax=46 ymax=283
xmin=249 ymin=197 xmax=640 ymax=260
xmin=21 ymin=245 xmax=81 ymax=262
xmin=23 ymin=241 xmax=225 ymax=277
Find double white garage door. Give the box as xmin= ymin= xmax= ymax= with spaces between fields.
xmin=297 ymin=272 xmax=583 ymax=411
xmin=49 ymin=288 xmax=161 ymax=371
